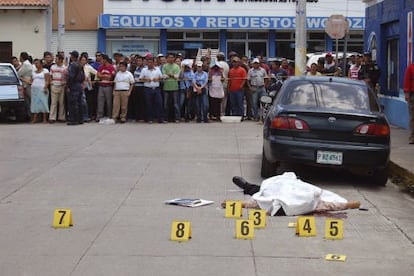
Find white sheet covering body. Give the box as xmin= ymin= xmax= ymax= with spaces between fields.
xmin=251 ymin=172 xmax=348 ymax=216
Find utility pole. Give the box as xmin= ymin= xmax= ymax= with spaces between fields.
xmin=295 ymin=0 xmax=307 ymax=76
xmin=46 ymin=1 xmax=52 ymax=52
xmin=57 ymin=0 xmax=65 ymax=52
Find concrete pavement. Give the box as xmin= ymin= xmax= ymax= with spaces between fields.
xmin=0 ymin=121 xmax=413 ymax=276
xmin=389 ymin=125 xmax=414 ymax=193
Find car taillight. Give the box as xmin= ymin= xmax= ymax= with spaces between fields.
xmin=18 ymin=85 xmax=24 ymax=99
xmin=354 ymin=123 xmax=390 ymax=136
xmin=271 ymin=116 xmax=309 ymax=131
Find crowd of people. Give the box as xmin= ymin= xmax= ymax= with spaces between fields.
xmin=11 ymin=49 xmax=380 ymax=125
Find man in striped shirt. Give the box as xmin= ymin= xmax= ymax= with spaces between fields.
xmin=49 ymin=55 xmax=67 ymax=123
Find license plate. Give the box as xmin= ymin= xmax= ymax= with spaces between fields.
xmin=316 ymin=151 xmax=343 ymax=165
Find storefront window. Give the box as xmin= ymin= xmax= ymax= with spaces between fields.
xmin=227 ymin=32 xmax=247 ymax=39
xmin=167 ymin=31 xmax=219 ymax=58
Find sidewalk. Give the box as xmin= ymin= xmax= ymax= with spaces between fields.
xmin=389 ymin=125 xmax=414 ymax=193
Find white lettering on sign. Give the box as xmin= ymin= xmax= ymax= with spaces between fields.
xmin=101 ymin=15 xmax=364 ymax=30
xmin=190 ymin=16 xmax=201 ymax=27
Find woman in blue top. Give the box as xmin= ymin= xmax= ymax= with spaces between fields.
xmin=192 ymin=61 xmax=209 ymax=123
xmin=179 ymin=62 xmax=194 ymax=121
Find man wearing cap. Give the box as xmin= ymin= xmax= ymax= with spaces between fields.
xmin=66 ymin=50 xmax=85 ymax=125
xmin=228 ymin=56 xmax=247 ymax=117
xmin=162 ymin=53 xmax=181 ymax=122
xmin=248 ymin=58 xmax=268 ymax=121
xmin=192 ymin=61 xmax=209 ymax=123
xmin=403 ymin=63 xmax=414 ymax=144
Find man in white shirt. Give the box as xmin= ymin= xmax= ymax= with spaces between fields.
xmin=139 ymin=58 xmax=165 ymax=123
xmin=248 ymin=58 xmax=268 ymax=121
xmin=112 ymin=61 xmax=134 ymax=123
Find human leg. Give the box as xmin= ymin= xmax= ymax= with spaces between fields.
xmin=120 ymin=92 xmax=129 ymax=122
xmin=236 ymin=90 xmax=245 ymax=117
xmin=96 ymin=86 xmax=105 ymax=120
xmin=81 ymin=89 xmax=89 ymax=121
xmin=57 ymin=88 xmax=66 ymax=121
xmin=232 ymin=176 xmax=260 ymax=195
xmin=49 ymin=86 xmax=59 ymax=121
xmin=103 ymin=86 xmax=113 ymax=118
xmin=245 ymin=87 xmax=253 ymax=119
xmin=201 ymin=90 xmax=209 ymax=122
xmin=173 ymin=90 xmax=181 ymax=121
xmin=112 ymin=90 xmax=121 ymax=120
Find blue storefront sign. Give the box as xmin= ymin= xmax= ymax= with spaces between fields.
xmin=99 ymin=14 xmax=365 ymax=30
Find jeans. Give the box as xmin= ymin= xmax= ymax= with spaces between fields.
xmin=229 ymin=90 xmax=244 ymax=116
xmin=178 ymin=89 xmax=186 ymax=118
xmin=194 ymin=89 xmax=209 ymax=122
xmin=163 ymin=90 xmax=181 ymax=121
xmin=251 ymin=86 xmax=266 ymax=119
xmin=144 ymin=87 xmax=163 ymax=122
xmin=82 ymin=89 xmax=89 ymax=121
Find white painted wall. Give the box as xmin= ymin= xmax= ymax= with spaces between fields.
xmin=51 ymin=31 xmax=98 ymax=57
xmin=0 ymin=10 xmax=48 ymax=58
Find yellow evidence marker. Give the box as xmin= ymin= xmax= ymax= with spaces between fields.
xmin=225 ymin=200 xmax=243 ymax=218
xmin=296 ymin=216 xmax=316 ymax=237
xmin=325 ymin=219 xmax=344 ymax=240
xmin=325 ymin=254 xmax=347 ymax=261
xmin=170 ymin=221 xmax=192 ymax=242
xmin=236 ymin=219 xmax=254 ymax=239
xmin=53 ymin=208 xmax=73 ymax=228
xmin=248 ymin=209 xmax=266 ymax=228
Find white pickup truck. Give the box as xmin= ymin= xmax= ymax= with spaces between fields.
xmin=0 ymin=63 xmax=26 ymax=121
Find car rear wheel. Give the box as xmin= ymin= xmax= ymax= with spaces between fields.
xmin=372 ymin=167 xmax=388 ymax=186
xmin=261 ymin=149 xmax=279 ymax=178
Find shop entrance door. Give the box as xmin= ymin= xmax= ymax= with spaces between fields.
xmin=387 ymin=38 xmax=399 ymax=95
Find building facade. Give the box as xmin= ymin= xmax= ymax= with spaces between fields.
xmin=51 ymin=0 xmax=102 ymax=57
xmin=364 ymin=0 xmax=414 ymax=128
xmin=0 ymin=0 xmax=50 ymax=61
xmin=99 ymin=0 xmax=366 ymax=59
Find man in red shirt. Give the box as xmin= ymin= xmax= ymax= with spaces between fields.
xmin=227 ymin=56 xmax=247 ymax=117
xmin=403 ymin=63 xmax=414 ymax=144
xmin=96 ymin=54 xmax=116 ymax=121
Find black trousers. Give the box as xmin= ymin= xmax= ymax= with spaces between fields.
xmin=67 ymin=85 xmax=83 ymax=123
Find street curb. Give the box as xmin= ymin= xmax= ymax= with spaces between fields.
xmin=389 ymin=161 xmax=414 ymax=194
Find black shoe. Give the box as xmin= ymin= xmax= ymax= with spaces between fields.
xmin=67 ymin=121 xmax=78 ymax=125
xmin=232 ymin=176 xmax=249 ymax=190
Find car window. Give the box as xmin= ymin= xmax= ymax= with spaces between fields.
xmin=317 ymin=82 xmax=377 ymax=112
xmin=281 ymin=80 xmax=379 ymax=112
xmin=0 ymin=65 xmax=19 ymax=84
xmin=282 ymin=82 xmax=317 ymax=108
